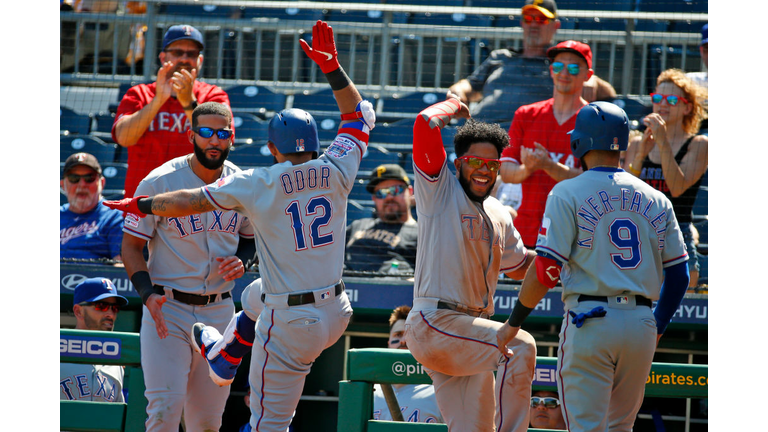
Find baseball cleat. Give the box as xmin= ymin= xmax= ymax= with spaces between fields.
xmin=191 ymin=322 xmax=240 ymax=387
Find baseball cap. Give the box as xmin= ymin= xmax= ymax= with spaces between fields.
xmin=522 ymin=0 xmax=557 ymax=19
xmin=63 ymin=152 xmax=102 ymax=175
xmin=162 ymin=24 xmax=204 ymax=51
xmin=547 ymin=40 xmax=592 ymax=69
xmin=366 ymin=164 xmax=410 ymax=193
xmin=73 ymin=278 xmax=128 ymax=306
xmin=700 ymin=23 xmax=708 ymax=45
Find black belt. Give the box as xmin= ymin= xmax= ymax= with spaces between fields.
xmin=169 ymin=287 xmax=231 ymax=306
xmin=437 ymin=301 xmax=486 ymax=318
xmin=578 ymin=294 xmax=652 ymax=308
xmin=261 ymin=281 xmax=345 ymax=307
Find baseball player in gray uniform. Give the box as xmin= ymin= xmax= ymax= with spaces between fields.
xmin=61 ymin=278 xmax=128 ymax=403
xmin=105 ymin=20 xmax=374 ymax=432
xmin=403 ymin=95 xmax=537 ymax=432
xmin=109 ymin=101 xmax=255 ymax=431
xmin=497 ymin=101 xmax=690 ymax=432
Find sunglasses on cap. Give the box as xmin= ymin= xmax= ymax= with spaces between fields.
xmin=194 ymin=127 xmax=233 ymax=139
xmin=523 ymin=14 xmax=552 ymax=24
xmin=531 ymin=397 xmax=560 ymax=409
xmin=79 ymin=301 xmax=120 ymax=313
xmin=373 ymin=184 xmax=407 ymax=199
xmin=552 ymin=62 xmax=581 ymax=76
xmin=650 ymin=93 xmax=689 ymax=106
xmin=65 ymin=173 xmax=99 ymax=184
xmin=458 ymin=155 xmax=501 ymax=172
xmin=164 ymin=48 xmax=201 ymax=59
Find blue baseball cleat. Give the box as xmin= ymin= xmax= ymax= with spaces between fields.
xmin=191 ymin=322 xmax=240 ymax=387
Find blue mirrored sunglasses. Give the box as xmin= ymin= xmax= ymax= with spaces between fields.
xmin=194 ymin=127 xmax=233 ymax=139
xmin=551 ymin=62 xmax=581 ymax=76
xmin=373 ymin=184 xmax=406 ymax=199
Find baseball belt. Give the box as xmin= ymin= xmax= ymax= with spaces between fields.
xmin=436 ymin=300 xmax=488 ymax=318
xmin=166 ymin=286 xmax=232 ymax=306
xmin=261 ymin=281 xmax=345 ymax=307
xmin=578 ymin=294 xmax=652 ymax=308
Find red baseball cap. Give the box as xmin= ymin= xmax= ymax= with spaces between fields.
xmin=547 ymin=40 xmax=592 ymax=70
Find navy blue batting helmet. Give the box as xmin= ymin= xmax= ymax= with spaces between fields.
xmin=569 ymin=102 xmax=629 ymax=159
xmin=268 ymin=108 xmax=320 ymax=156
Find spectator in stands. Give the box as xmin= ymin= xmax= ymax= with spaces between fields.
xmin=345 ymin=164 xmax=418 ymax=274
xmin=373 ymin=305 xmax=443 ymax=423
xmin=61 ymin=277 xmax=128 ymax=402
xmin=112 ymin=24 xmax=233 ymax=198
xmin=686 ymin=23 xmax=708 ymax=90
xmin=529 ymin=390 xmax=566 ymax=430
xmin=61 ymin=152 xmax=124 ymax=263
xmin=447 ymin=0 xmax=615 ymax=123
xmin=624 ymin=68 xmax=708 ymax=288
xmin=60 ymin=1 xmax=132 ymax=72
xmin=498 ymin=40 xmax=592 ymax=247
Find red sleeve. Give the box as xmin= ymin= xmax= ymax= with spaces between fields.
xmin=111 ymin=85 xmax=146 ymax=143
xmin=412 ymin=99 xmax=461 ymax=177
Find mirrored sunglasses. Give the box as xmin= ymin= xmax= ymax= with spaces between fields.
xmin=531 ymin=397 xmax=560 ymax=409
xmin=80 ymin=301 xmax=120 ymax=313
xmin=552 ymin=62 xmax=581 ymax=76
xmin=523 ymin=14 xmax=551 ymax=24
xmin=373 ymin=184 xmax=406 ymax=199
xmin=65 ymin=173 xmax=99 ymax=184
xmin=650 ymin=93 xmax=689 ymax=106
xmin=458 ymin=156 xmax=501 ymax=172
xmin=164 ymin=48 xmax=200 ymax=59
xmin=194 ymin=127 xmax=233 ymax=139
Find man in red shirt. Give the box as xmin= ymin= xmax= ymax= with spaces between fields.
xmin=112 ymin=24 xmax=233 ymax=198
xmin=499 ymin=41 xmax=593 ymax=247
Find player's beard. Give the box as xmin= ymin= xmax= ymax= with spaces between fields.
xmin=193 ymin=137 xmax=230 ymax=170
xmin=458 ymin=168 xmax=495 ymax=203
xmin=378 ymin=200 xmax=407 ymax=223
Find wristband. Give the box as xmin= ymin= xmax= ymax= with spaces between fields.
xmin=137 ymin=197 xmax=154 ymax=215
xmin=131 ymin=271 xmax=163 ymax=305
xmin=627 ymin=163 xmax=641 ymax=176
xmin=182 ymin=100 xmax=198 ymax=111
xmin=325 ymin=67 xmax=351 ymax=91
xmin=508 ymin=301 xmax=534 ymax=327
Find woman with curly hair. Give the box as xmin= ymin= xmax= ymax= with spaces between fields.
xmin=623 ymin=68 xmax=708 ymax=287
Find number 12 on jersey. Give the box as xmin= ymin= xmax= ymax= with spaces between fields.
xmin=285 ymin=196 xmax=334 ymax=250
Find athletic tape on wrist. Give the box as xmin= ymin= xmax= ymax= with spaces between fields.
xmin=324 ymin=67 xmax=351 ymax=91
xmin=508 ymin=301 xmax=534 ymax=327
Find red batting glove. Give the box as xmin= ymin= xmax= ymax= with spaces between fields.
xmin=103 ymin=195 xmax=149 ymax=218
xmin=299 ymin=20 xmax=340 ymax=74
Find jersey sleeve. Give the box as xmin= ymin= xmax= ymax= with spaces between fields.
xmin=238 ymin=216 xmax=254 ymax=239
xmin=499 ymin=207 xmax=528 ymax=273
xmin=659 ymin=202 xmax=689 ymax=267
xmin=320 ymin=122 xmax=369 ymax=192
xmin=413 ymin=99 xmax=461 ymax=176
xmin=534 ymin=191 xmax=576 ymax=265
xmin=202 ymin=170 xmax=255 ymax=214
xmin=122 ymin=179 xmax=159 ymax=241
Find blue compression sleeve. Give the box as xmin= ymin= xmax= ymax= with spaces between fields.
xmin=653 ymin=261 xmax=690 ymax=334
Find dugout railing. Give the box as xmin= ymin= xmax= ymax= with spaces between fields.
xmin=60 ymin=329 xmax=147 ymax=432
xmin=60 ymin=0 xmax=706 ymax=97
xmin=338 ymin=348 xmax=708 ymax=432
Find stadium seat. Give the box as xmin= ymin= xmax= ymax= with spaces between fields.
xmin=60 ymin=107 xmax=92 ymax=135
xmin=91 ymin=112 xmax=116 ymax=134
xmin=292 ymin=89 xmax=341 ymax=114
xmin=638 ymin=0 xmax=707 ymax=13
xmin=100 ymin=162 xmax=128 ymax=199
xmin=227 ymin=143 xmax=274 ymax=168
xmin=360 ymin=145 xmax=403 ymax=172
xmin=314 ymin=116 xmax=342 ymax=143
xmin=347 ymin=199 xmax=374 ymax=222
xmin=325 ymin=9 xmax=386 ymax=24
xmin=410 ymin=11 xmax=492 ymax=27
xmin=61 ymin=134 xmax=117 ymax=164
xmin=232 ymin=113 xmax=270 ymax=146
xmin=243 ymin=5 xmax=323 ymax=21
xmin=379 ymin=92 xmax=441 ymax=120
xmin=349 ymin=178 xmax=372 ymax=202
xmin=610 ymin=96 xmax=653 ymax=125
xmin=227 ymin=85 xmax=287 ymax=118
xmin=369 ymin=120 xmax=413 ymax=146
xmin=157 ymin=3 xmax=243 ymax=19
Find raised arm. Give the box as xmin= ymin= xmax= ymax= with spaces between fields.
xmin=103 ymin=188 xmax=215 ymax=219
xmin=413 ymin=94 xmax=470 ymax=177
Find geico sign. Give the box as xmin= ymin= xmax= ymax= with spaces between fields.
xmin=60 ymin=337 xmax=121 ymax=359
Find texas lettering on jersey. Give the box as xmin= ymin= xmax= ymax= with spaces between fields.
xmin=546 ymin=150 xmax=578 ymax=168
xmin=461 ymin=214 xmax=502 ymax=246
xmin=61 ymin=221 xmax=99 ymax=244
xmin=60 ymin=373 xmax=120 ymax=401
xmin=576 ymin=187 xmax=668 ymax=250
xmin=146 ymin=111 xmax=191 ymax=133
xmin=167 ymin=210 xmax=242 ymax=238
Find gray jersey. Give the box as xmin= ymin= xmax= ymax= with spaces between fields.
xmin=536 ymin=167 xmax=688 ymax=301
xmin=123 ymin=156 xmax=253 ymax=295
xmin=412 ymin=161 xmax=528 ymax=315
xmin=60 ymin=363 xmax=124 ymax=402
xmin=202 ymin=133 xmax=365 ymax=295
xmin=373 ymin=384 xmax=443 ymax=423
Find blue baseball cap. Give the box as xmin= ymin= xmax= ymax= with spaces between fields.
xmin=162 ymin=24 xmax=204 ymax=51
xmin=73 ymin=278 xmax=128 ymax=306
xmin=700 ymin=23 xmax=708 ymax=45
